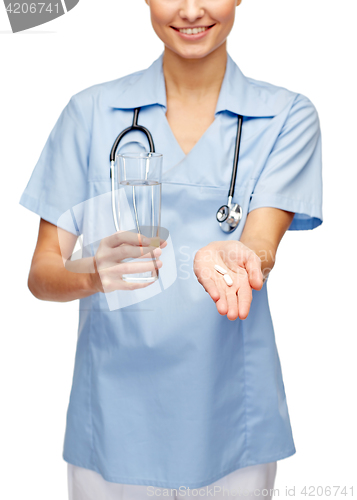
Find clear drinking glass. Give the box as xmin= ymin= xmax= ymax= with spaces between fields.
xmin=115 ymin=152 xmax=163 ymax=283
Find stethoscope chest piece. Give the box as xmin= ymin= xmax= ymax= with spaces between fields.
xmin=216 ymin=202 xmax=243 ymax=233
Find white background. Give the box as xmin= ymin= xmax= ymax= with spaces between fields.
xmin=1 ymin=0 xmax=356 ymax=498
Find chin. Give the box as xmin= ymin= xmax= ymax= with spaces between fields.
xmin=169 ymin=44 xmax=215 ymax=60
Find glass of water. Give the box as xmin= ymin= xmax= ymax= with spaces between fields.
xmin=115 ymin=152 xmax=163 ymax=283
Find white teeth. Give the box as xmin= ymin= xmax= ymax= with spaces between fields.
xmin=178 ymin=26 xmax=208 ymax=34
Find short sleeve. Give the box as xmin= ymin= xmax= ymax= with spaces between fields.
xmin=248 ymin=94 xmax=323 ymax=230
xmin=19 ymin=96 xmax=90 ymax=236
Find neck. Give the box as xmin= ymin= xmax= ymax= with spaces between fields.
xmin=163 ymin=43 xmax=228 ymax=103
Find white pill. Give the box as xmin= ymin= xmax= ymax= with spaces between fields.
xmin=214 ymin=264 xmax=228 ymax=275
xmin=224 ymin=274 xmax=233 ymax=286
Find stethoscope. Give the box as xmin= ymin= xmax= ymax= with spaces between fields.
xmin=110 ymin=108 xmax=243 ymax=233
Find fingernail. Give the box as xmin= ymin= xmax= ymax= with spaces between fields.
xmin=150 ymin=237 xmax=161 ymax=248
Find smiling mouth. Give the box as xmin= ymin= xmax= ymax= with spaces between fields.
xmin=171 ymin=24 xmax=215 ymax=35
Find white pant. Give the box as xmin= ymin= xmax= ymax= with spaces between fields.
xmin=68 ymin=462 xmax=277 ymax=500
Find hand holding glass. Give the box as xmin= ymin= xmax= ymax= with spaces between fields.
xmin=113 ymin=152 xmax=164 ymax=284
xmin=90 ymin=231 xmax=165 ymax=293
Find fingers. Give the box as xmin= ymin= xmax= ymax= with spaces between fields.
xmin=214 ymin=270 xmax=252 ymax=321
xmin=236 ymin=280 xmax=253 ymax=320
xmin=225 ymin=285 xmax=239 ymax=321
xmin=116 ymin=244 xmax=162 ymax=262
xmin=214 ymin=273 xmax=240 ymax=321
xmin=93 ymin=231 xmax=166 ymax=293
xmin=194 ymin=259 xmax=248 ymax=320
xmin=245 ymin=252 xmax=264 ymax=290
xmin=121 ymin=280 xmax=157 ymax=291
xmin=196 ymin=269 xmax=234 ymax=317
xmin=118 ymin=259 xmax=162 ymax=276
xmin=198 ymin=276 xmax=220 ymax=302
xmin=146 ymin=236 xmax=168 ymax=249
xmin=223 ymin=241 xmax=263 ymax=291
xmin=215 ymin=277 xmax=229 ymax=316
xmin=98 ymin=259 xmax=162 ymax=293
xmin=105 ymin=230 xmax=164 ymax=249
xmin=194 ymin=242 xmax=259 ymax=320
xmin=96 ymin=246 xmax=161 ymax=271
xmin=100 ymin=275 xmax=157 ymax=293
xmin=194 ymin=262 xmax=221 ymax=302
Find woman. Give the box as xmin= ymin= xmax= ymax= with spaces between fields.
xmin=20 ymin=1 xmax=323 ymax=499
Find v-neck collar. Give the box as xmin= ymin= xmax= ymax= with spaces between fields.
xmin=160 ymin=106 xmax=219 ymax=162
xmin=106 ymin=51 xmax=283 ymax=118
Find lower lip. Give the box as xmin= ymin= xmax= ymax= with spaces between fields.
xmin=172 ymin=25 xmax=214 ymax=41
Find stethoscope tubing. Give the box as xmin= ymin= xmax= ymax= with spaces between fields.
xmin=230 ymin=114 xmax=243 ymax=200
xmin=109 ymin=108 xmax=243 ymax=232
xmin=110 ymin=108 xmax=155 ymax=165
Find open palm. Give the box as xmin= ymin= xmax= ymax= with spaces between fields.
xmin=193 ymin=240 xmax=263 ymax=321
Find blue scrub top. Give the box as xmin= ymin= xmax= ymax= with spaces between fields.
xmin=19 ymin=52 xmax=323 ymax=489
